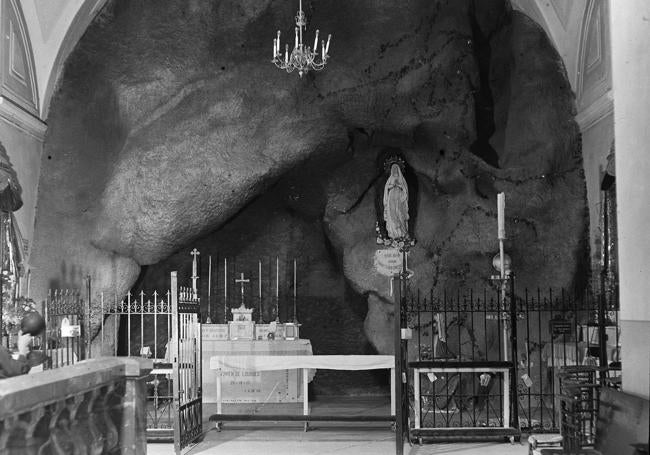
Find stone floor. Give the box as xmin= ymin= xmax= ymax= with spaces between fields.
xmin=147 ymin=397 xmax=532 ymax=455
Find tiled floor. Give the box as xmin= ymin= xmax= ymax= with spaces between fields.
xmin=148 ymin=428 xmax=529 ymax=454
xmin=147 ymin=397 xmax=531 ymax=455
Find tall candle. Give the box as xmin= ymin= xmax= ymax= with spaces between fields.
xmin=325 ymin=34 xmax=331 ymax=54
xmin=294 ymin=27 xmax=298 ymax=49
xmin=276 ymin=257 xmax=279 ymax=298
xmin=497 ymin=192 xmax=505 ymax=240
xmin=293 ymin=259 xmax=297 ymax=298
xmin=313 ymin=29 xmax=319 ymax=53
xmin=259 ymin=260 xmax=262 ymax=298
xmin=224 ymin=258 xmax=227 ymax=301
xmin=208 ymin=256 xmax=212 ymax=297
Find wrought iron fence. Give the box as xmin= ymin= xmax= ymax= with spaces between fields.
xmin=100 ymin=290 xmax=175 ymax=440
xmin=405 ymin=285 xmax=619 ymax=432
xmin=43 ymin=289 xmax=89 ymax=369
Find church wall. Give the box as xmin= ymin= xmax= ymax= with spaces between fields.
xmin=611 ymin=0 xmax=650 ymax=399
xmin=579 ymin=112 xmax=614 ymax=277
xmin=0 ymin=118 xmax=43 ymax=291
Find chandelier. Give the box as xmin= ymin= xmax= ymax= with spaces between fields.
xmin=272 ymin=0 xmax=331 ymax=78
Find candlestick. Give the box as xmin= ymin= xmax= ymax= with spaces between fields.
xmin=259 ymin=260 xmax=262 ymax=298
xmin=293 ymin=258 xmax=298 ymax=324
xmin=207 ymin=255 xmax=212 ymax=323
xmin=275 ymin=256 xmax=280 ymax=322
xmin=26 ymin=269 xmax=31 ymax=299
xmin=258 ymin=260 xmax=263 ymax=324
xmin=313 ymin=30 xmax=319 ymax=52
xmin=224 ymin=257 xmax=228 ymax=323
xmin=325 ymin=34 xmax=331 ymax=54
xmin=208 ymin=256 xmax=212 ymax=297
xmin=497 ymin=192 xmax=505 ymax=240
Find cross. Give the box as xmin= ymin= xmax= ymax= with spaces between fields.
xmin=190 ymin=248 xmax=200 ymax=298
xmin=235 ymin=272 xmax=250 ymax=308
xmin=190 ymin=248 xmax=200 ymax=270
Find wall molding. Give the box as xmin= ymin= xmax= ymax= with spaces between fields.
xmin=575 ymin=90 xmax=613 ymax=132
xmin=1 ymin=0 xmax=39 ymax=117
xmin=0 ymin=95 xmax=47 ymax=140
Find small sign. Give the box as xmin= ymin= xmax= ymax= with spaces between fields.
xmin=521 ymin=373 xmax=533 ymax=388
xmin=60 ymin=318 xmax=81 ymax=337
xmin=228 ymin=321 xmax=255 ymax=340
xmin=374 ymin=249 xmax=404 ymax=276
xmin=550 ymin=319 xmax=573 ymax=336
xmin=203 ymin=324 xmax=229 ymax=341
xmin=285 ymin=323 xmax=301 ymax=340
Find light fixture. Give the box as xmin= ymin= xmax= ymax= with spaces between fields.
xmin=272 ymin=0 xmax=331 ymax=78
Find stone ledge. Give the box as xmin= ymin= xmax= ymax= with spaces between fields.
xmin=0 ymin=356 xmax=153 ymax=418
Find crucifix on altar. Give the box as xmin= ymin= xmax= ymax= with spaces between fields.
xmin=190 ymin=248 xmax=200 ymax=300
xmin=235 ymin=272 xmax=249 ymax=310
xmin=229 ymin=272 xmax=254 ymax=339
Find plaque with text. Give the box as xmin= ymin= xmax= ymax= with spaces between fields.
xmin=203 ymin=324 xmax=229 ymax=341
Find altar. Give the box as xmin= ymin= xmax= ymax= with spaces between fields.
xmin=202 ymin=325 xmax=314 ymax=403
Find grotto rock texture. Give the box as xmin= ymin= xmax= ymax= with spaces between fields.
xmin=31 ymin=0 xmax=587 ymax=372
xmin=135 ymin=165 xmax=388 ymax=395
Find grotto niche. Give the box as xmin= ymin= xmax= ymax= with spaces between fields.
xmin=30 ymin=0 xmax=587 ymax=395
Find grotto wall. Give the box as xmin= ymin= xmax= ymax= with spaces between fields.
xmin=31 ymin=0 xmax=587 ymax=373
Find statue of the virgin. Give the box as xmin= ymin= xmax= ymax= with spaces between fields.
xmin=383 ymin=163 xmax=409 ymax=240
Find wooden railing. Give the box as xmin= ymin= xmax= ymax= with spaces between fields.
xmin=0 ymin=357 xmax=153 ymax=454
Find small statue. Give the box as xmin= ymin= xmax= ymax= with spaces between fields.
xmin=383 ymin=163 xmax=409 ymax=239
xmin=375 ymin=151 xmax=416 ymax=248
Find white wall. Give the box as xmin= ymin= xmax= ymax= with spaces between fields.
xmin=610 ymin=0 xmax=650 ymax=399
xmin=0 ymin=117 xmax=43 ymax=294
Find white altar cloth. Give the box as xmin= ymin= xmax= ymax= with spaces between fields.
xmin=210 ymin=355 xmax=396 ymax=417
xmin=210 ymin=355 xmax=394 ymax=371
xmin=202 ymin=339 xmax=313 ymax=403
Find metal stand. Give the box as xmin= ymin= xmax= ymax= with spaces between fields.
xmin=394 ymin=247 xmax=410 ymax=455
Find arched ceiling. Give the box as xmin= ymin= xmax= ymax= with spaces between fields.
xmin=15 ymin=0 xmax=609 ymax=123
xmin=510 ymin=0 xmax=588 ymax=89
xmin=18 ymin=0 xmax=107 ymax=118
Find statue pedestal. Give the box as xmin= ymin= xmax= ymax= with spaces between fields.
xmin=228 ymin=306 xmax=255 ymax=340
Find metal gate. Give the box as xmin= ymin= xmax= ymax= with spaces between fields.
xmin=44 ymin=289 xmax=89 ymax=369
xmin=100 ymin=289 xmax=175 ymax=440
xmin=406 ymin=284 xmax=620 ymax=434
xmin=171 ymin=271 xmax=203 ymax=454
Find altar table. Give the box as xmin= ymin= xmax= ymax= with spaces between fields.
xmin=209 ymin=355 xmax=396 ymax=418
xmin=201 ymin=339 xmax=313 ymax=403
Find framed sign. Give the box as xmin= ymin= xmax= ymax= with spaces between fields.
xmin=228 ymin=321 xmax=255 ymax=340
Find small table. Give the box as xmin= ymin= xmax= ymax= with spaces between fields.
xmin=209 ymin=355 xmax=395 ymax=430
